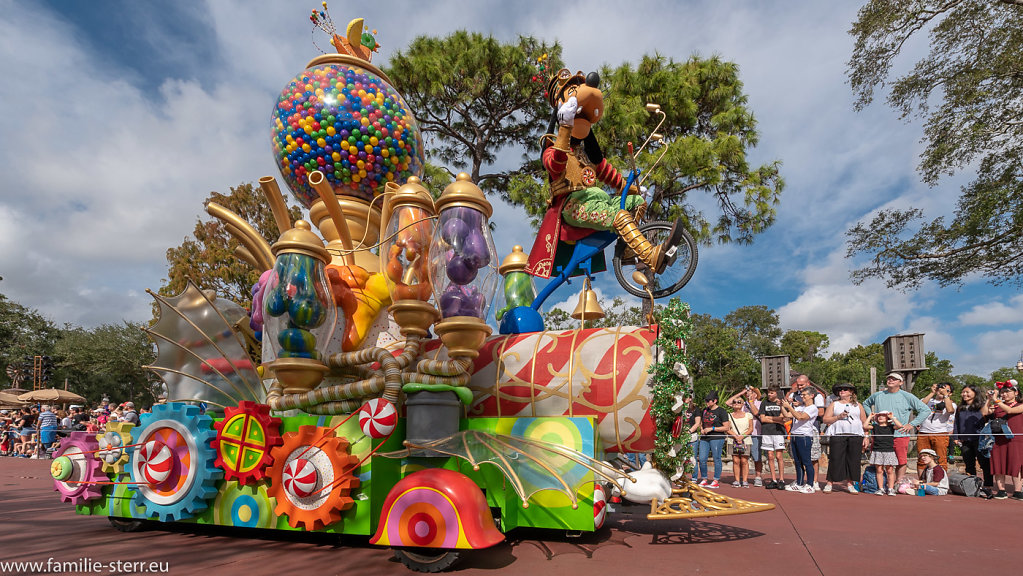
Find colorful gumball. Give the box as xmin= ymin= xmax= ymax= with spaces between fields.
xmin=359 ymin=398 xmax=397 ymax=438
xmin=283 ymin=458 xmax=319 ymax=498
xmin=271 ymin=60 xmax=425 ymax=207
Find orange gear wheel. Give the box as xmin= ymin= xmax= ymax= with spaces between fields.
xmin=213 ymin=402 xmax=283 ymax=485
xmin=267 ymin=425 xmax=359 ymax=531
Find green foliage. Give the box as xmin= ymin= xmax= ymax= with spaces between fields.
xmin=511 ymin=54 xmax=784 ymax=245
xmin=54 ymin=323 xmax=159 ymax=406
xmin=686 ymin=313 xmax=761 ymax=397
xmin=910 ymin=351 xmax=956 ymax=393
xmin=846 ymin=1 xmax=1023 ymax=289
xmin=649 ymin=299 xmax=693 ymax=475
xmin=828 ymin=343 xmax=886 ymax=399
xmin=385 ymin=32 xmax=562 ymax=196
xmin=161 ymin=183 xmax=302 ymax=309
xmin=989 ymin=366 xmax=1022 ymax=382
xmin=0 ymin=293 xmax=59 ymax=387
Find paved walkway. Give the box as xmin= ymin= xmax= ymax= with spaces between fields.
xmin=0 ymin=458 xmax=1014 ymax=575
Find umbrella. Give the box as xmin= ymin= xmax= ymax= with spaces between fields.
xmin=18 ymin=388 xmax=86 ymax=404
xmin=0 ymin=391 xmax=27 ymax=409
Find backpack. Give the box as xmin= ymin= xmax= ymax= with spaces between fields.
xmin=947 ymin=471 xmax=983 ymax=497
xmin=861 ymin=465 xmax=890 ymax=493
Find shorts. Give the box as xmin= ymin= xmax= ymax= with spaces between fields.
xmin=761 ymin=434 xmax=786 ymax=451
xmin=750 ymin=436 xmax=762 ymax=462
xmin=894 ymin=436 xmax=910 ymax=465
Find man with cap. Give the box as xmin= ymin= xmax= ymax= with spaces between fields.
xmin=863 ymin=371 xmax=931 ymax=484
xmin=696 ymin=390 xmax=732 ymax=489
xmin=121 ymin=402 xmax=139 ymax=426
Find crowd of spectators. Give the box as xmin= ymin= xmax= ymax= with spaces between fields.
xmin=1 ymin=397 xmax=146 ymax=458
xmin=684 ymin=373 xmax=1023 ymax=500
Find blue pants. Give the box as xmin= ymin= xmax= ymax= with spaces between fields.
xmin=689 ymin=441 xmax=698 ymax=480
xmin=750 ymin=435 xmax=761 ymax=463
xmin=697 ymin=437 xmax=726 ymax=480
xmin=923 ymin=485 xmax=940 ymax=495
xmin=791 ymin=436 xmax=814 ymax=486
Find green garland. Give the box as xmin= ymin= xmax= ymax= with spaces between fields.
xmin=649 ymin=298 xmax=694 ymax=476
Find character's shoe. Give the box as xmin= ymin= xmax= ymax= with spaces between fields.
xmin=656 ymin=219 xmax=686 ymax=274
xmin=612 ymin=210 xmax=664 ymax=273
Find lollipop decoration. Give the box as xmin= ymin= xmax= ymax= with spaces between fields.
xmin=359 ymin=398 xmax=397 ymax=438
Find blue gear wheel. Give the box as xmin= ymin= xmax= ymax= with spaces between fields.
xmin=128 ymin=403 xmax=223 ymax=522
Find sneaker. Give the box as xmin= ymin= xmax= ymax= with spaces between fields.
xmin=754 ymin=477 xmax=763 ymax=487
xmin=847 ymin=484 xmax=859 ymax=494
xmin=732 ymin=481 xmax=741 ymax=487
xmin=812 ymin=482 xmax=821 ymax=492
xmin=776 ymin=481 xmax=787 ymax=491
xmin=764 ymin=480 xmax=776 ymax=490
xmin=995 ymin=490 xmax=1008 ymax=500
xmin=875 ymin=489 xmax=886 ymax=496
xmin=887 ymin=489 xmax=898 ymax=496
xmin=784 ymin=482 xmax=799 ymax=492
xmin=708 ymin=480 xmax=720 ymax=489
xmin=822 ymin=484 xmax=833 ymax=493
xmin=1012 ymin=492 xmax=1023 ymax=501
xmin=799 ymin=485 xmax=815 ymax=494
xmin=698 ymin=479 xmax=709 ymax=487
xmin=741 ymin=481 xmax=750 ymax=488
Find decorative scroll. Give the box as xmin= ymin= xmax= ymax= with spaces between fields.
xmin=647 ymin=481 xmax=775 ymax=520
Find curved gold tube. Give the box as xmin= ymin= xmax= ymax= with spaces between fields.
xmin=308 ymin=171 xmax=354 ymax=266
xmin=206 ymin=201 xmax=274 ymax=270
xmin=233 ymin=245 xmax=259 ymax=269
xmin=225 ymin=223 xmax=274 ymax=272
xmin=258 ymin=176 xmax=293 ymax=236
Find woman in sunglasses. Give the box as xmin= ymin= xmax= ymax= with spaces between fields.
xmin=981 ymin=379 xmax=1023 ymax=499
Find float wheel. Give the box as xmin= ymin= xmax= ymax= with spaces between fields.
xmin=393 ymin=548 xmax=461 ymax=573
xmin=108 ymin=517 xmax=146 ymax=533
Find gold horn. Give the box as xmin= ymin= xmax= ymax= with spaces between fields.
xmin=571 ymin=277 xmax=605 ymax=322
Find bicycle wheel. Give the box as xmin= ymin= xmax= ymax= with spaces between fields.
xmin=612 ymin=220 xmax=698 ymax=299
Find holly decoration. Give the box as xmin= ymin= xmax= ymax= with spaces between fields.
xmin=649 ymin=299 xmax=694 ymax=477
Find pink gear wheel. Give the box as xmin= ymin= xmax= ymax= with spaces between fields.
xmin=267 ymin=425 xmax=360 ymax=531
xmin=358 ymin=398 xmax=397 ymax=438
xmin=212 ymin=401 xmax=283 ymax=485
xmin=52 ymin=432 xmax=105 ymax=505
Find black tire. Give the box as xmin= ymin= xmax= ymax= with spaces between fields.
xmin=613 ymin=220 xmax=698 ymax=299
xmin=108 ymin=517 xmax=146 ymax=532
xmin=393 ymin=548 xmax=461 ymax=573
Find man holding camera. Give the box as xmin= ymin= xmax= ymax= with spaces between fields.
xmin=917 ymin=382 xmax=956 ymax=474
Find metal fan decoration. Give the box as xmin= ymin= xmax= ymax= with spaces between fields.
xmin=143 ymin=279 xmax=266 ymax=410
xmin=6 ymin=363 xmax=27 ymax=387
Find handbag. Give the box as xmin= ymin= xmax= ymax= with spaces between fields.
xmin=989 ymin=417 xmax=1014 ymax=439
xmin=727 ymin=414 xmax=752 ymax=455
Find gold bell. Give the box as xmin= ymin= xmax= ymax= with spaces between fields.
xmin=571 ymin=277 xmax=605 ymax=322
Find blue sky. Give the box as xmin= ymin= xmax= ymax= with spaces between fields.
xmin=1 ymin=0 xmax=1020 ymax=378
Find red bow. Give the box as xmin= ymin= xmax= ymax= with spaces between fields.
xmin=997 ymin=381 xmax=1015 ymax=389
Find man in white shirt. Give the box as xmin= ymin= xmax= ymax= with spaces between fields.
xmin=917 ymin=382 xmax=956 ymax=475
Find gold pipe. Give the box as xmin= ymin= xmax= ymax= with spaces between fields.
xmin=308 ymin=170 xmax=354 ymax=266
xmin=226 ymin=223 xmax=273 ymax=272
xmin=258 ymin=176 xmax=293 ymax=236
xmin=381 ymin=181 xmax=399 ymax=243
xmin=206 ymin=201 xmax=275 ymax=270
xmin=233 ymin=245 xmax=259 ymax=269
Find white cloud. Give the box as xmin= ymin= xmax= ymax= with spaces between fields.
xmin=958 ymin=295 xmax=1023 ymax=326
xmin=956 ymin=328 xmax=1023 ymax=378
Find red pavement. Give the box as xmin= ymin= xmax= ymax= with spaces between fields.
xmin=0 ymin=458 xmax=1014 ymax=575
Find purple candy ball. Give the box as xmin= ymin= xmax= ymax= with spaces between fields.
xmin=446 ymin=255 xmax=478 ymax=285
xmin=439 ymin=285 xmax=467 ymax=318
xmin=462 ymin=230 xmax=490 ymax=268
xmin=441 ymin=217 xmax=469 ymax=248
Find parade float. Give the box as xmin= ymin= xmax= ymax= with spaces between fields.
xmin=49 ymin=5 xmax=771 ymax=572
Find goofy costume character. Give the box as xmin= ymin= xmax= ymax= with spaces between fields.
xmin=525 ymin=68 xmax=678 ymax=279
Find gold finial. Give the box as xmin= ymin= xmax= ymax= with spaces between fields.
xmin=499 ymin=245 xmax=528 ymax=275
xmin=271 ymin=220 xmax=330 ymax=263
xmin=435 ymin=173 xmax=493 ymax=218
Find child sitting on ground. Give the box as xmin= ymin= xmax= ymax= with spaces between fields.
xmin=865 ymin=411 xmax=901 ymax=496
xmin=913 ymin=448 xmax=949 ymax=496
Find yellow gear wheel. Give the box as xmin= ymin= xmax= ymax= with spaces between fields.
xmin=96 ymin=421 xmax=135 ymax=475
